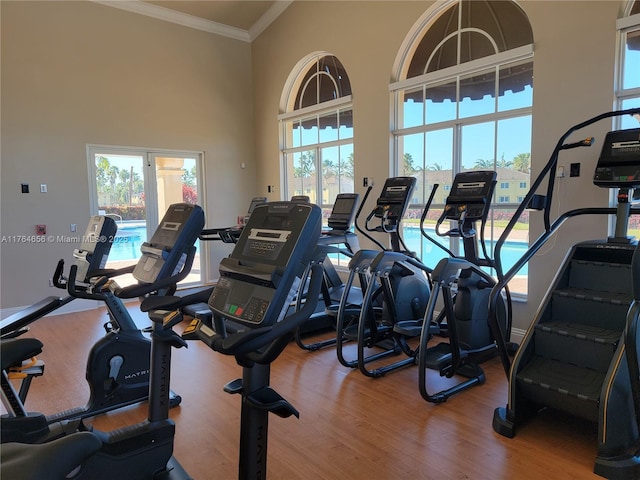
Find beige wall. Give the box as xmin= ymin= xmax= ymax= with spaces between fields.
xmin=1 ymin=1 xmax=256 ymax=309
xmin=251 ymin=0 xmax=627 ymax=334
xmin=0 ymin=0 xmax=631 ymax=334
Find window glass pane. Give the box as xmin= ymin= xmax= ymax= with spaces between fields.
xmin=337 ymin=144 xmax=355 ymax=193
xmin=285 ymin=121 xmax=302 ymax=148
xmin=495 ymin=116 xmax=531 ymax=292
xmin=622 ymin=98 xmax=640 ymax=129
xmin=338 ymin=110 xmax=354 ymax=139
xmin=459 ymin=31 xmax=497 ymax=64
xmin=459 ymin=70 xmax=496 ymax=118
xmin=498 ymin=61 xmax=533 ymax=112
xmin=299 ymin=116 xmax=319 ymax=146
xmin=426 ymin=80 xmax=457 ymax=124
xmin=287 ymin=150 xmax=317 ymax=204
xmin=623 ymin=29 xmax=640 ymax=90
xmin=400 ymin=87 xmax=425 ymax=129
xmin=320 ymin=145 xmax=339 ymax=205
xmin=399 ymin=133 xmax=425 ymax=176
xmin=407 ymin=3 xmax=459 ymax=78
xmin=399 ymin=133 xmax=425 ymax=199
xmin=285 ymin=120 xmax=300 ymax=149
xmin=461 ymin=121 xmax=496 ymax=170
xmin=319 ymin=112 xmax=338 ymax=143
xmin=425 ymin=36 xmax=458 ymax=74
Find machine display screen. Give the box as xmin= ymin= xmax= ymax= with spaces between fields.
xmin=234 ymin=203 xmax=309 ymax=268
xmin=594 ymin=128 xmax=640 ymax=187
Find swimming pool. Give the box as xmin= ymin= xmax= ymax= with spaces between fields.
xmin=403 ymin=226 xmax=528 ymax=275
xmin=108 ymin=225 xmax=146 ymax=261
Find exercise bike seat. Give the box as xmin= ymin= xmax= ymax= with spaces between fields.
xmin=1 ymin=338 xmax=43 ymax=371
xmin=0 ymin=431 xmax=102 ymax=480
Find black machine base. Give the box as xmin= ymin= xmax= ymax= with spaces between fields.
xmin=492 ymin=406 xmax=516 ymax=439
xmin=594 ymin=452 xmax=640 ymax=480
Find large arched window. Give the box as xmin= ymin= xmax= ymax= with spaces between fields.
xmin=279 ymin=54 xmax=354 ymax=211
xmin=616 ymin=1 xmax=640 ymax=129
xmin=390 ymin=0 xmax=533 ymax=294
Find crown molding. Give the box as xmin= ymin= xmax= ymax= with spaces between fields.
xmin=249 ymin=1 xmax=293 ymax=41
xmin=92 ymin=1 xmax=251 ymax=42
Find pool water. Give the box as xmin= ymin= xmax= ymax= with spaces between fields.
xmin=403 ymin=226 xmax=528 ymax=275
xmin=108 ymin=226 xmax=146 ymax=262
xmin=108 ymin=225 xmax=529 ymax=276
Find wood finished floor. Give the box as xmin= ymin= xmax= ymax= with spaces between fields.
xmin=3 ymin=304 xmax=604 ymax=479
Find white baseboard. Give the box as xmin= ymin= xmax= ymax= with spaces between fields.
xmin=510 ymin=327 xmax=526 ymax=345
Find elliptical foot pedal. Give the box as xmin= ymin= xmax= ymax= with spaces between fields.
xmin=455 ymin=363 xmax=485 ymax=382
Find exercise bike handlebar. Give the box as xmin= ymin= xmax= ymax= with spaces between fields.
xmin=52 ymin=259 xmax=67 ymax=289
xmin=67 ymin=246 xmax=196 ymax=300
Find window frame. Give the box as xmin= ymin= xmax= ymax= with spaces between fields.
xmin=86 ymin=144 xmax=207 ymax=285
xmin=390 ymin=0 xmax=534 ymax=295
xmin=278 ymin=54 xmax=355 ymax=211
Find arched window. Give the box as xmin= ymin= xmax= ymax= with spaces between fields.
xmin=279 ymin=54 xmax=354 ymax=210
xmin=390 ymin=0 xmax=534 ymax=294
xmin=616 ymin=1 xmax=640 ymax=129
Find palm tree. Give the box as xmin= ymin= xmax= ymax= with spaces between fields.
xmin=294 ymin=150 xmax=315 ymax=178
xmin=497 ymin=154 xmax=513 ymax=169
xmin=474 ymin=158 xmax=494 ymax=169
xmin=512 ymin=153 xmax=531 ymax=173
xmin=404 ymin=152 xmax=422 ymax=174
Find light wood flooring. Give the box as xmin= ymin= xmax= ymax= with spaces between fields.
xmin=3 ymin=304 xmax=605 ymax=479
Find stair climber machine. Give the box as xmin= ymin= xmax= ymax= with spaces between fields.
xmin=294 ymin=192 xmax=362 ymax=351
xmin=167 ymin=200 xmax=324 ymax=480
xmin=0 ymin=215 xmax=117 ymax=412
xmin=1 ymin=203 xmax=205 ymax=445
xmin=416 ymin=170 xmax=510 ymax=403
xmin=488 ymin=108 xmax=640 ymax=480
xmin=334 ymin=176 xmax=434 ymax=377
xmin=0 ymin=263 xmax=201 ymax=480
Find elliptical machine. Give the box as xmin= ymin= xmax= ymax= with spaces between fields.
xmin=1 ymin=203 xmax=205 ymax=444
xmin=335 ymin=177 xmax=433 ymax=377
xmin=294 ymin=192 xmax=361 ymax=351
xmin=417 ymin=170 xmax=510 ymax=403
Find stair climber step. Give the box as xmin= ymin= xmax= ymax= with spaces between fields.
xmin=567 ymin=259 xmax=632 ymax=294
xmin=534 ymin=321 xmax=621 ymax=372
xmin=516 ymin=356 xmax=604 ymax=423
xmin=551 ymin=288 xmax=631 ymax=331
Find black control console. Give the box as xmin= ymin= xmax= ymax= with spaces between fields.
xmin=594 ymin=128 xmax=640 ymax=188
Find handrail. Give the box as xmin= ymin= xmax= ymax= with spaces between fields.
xmin=488 ymin=107 xmax=640 ymax=377
xmin=627 ymin=243 xmax=640 ymax=433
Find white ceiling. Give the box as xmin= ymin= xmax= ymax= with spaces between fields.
xmin=95 ymin=1 xmax=292 ymax=42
